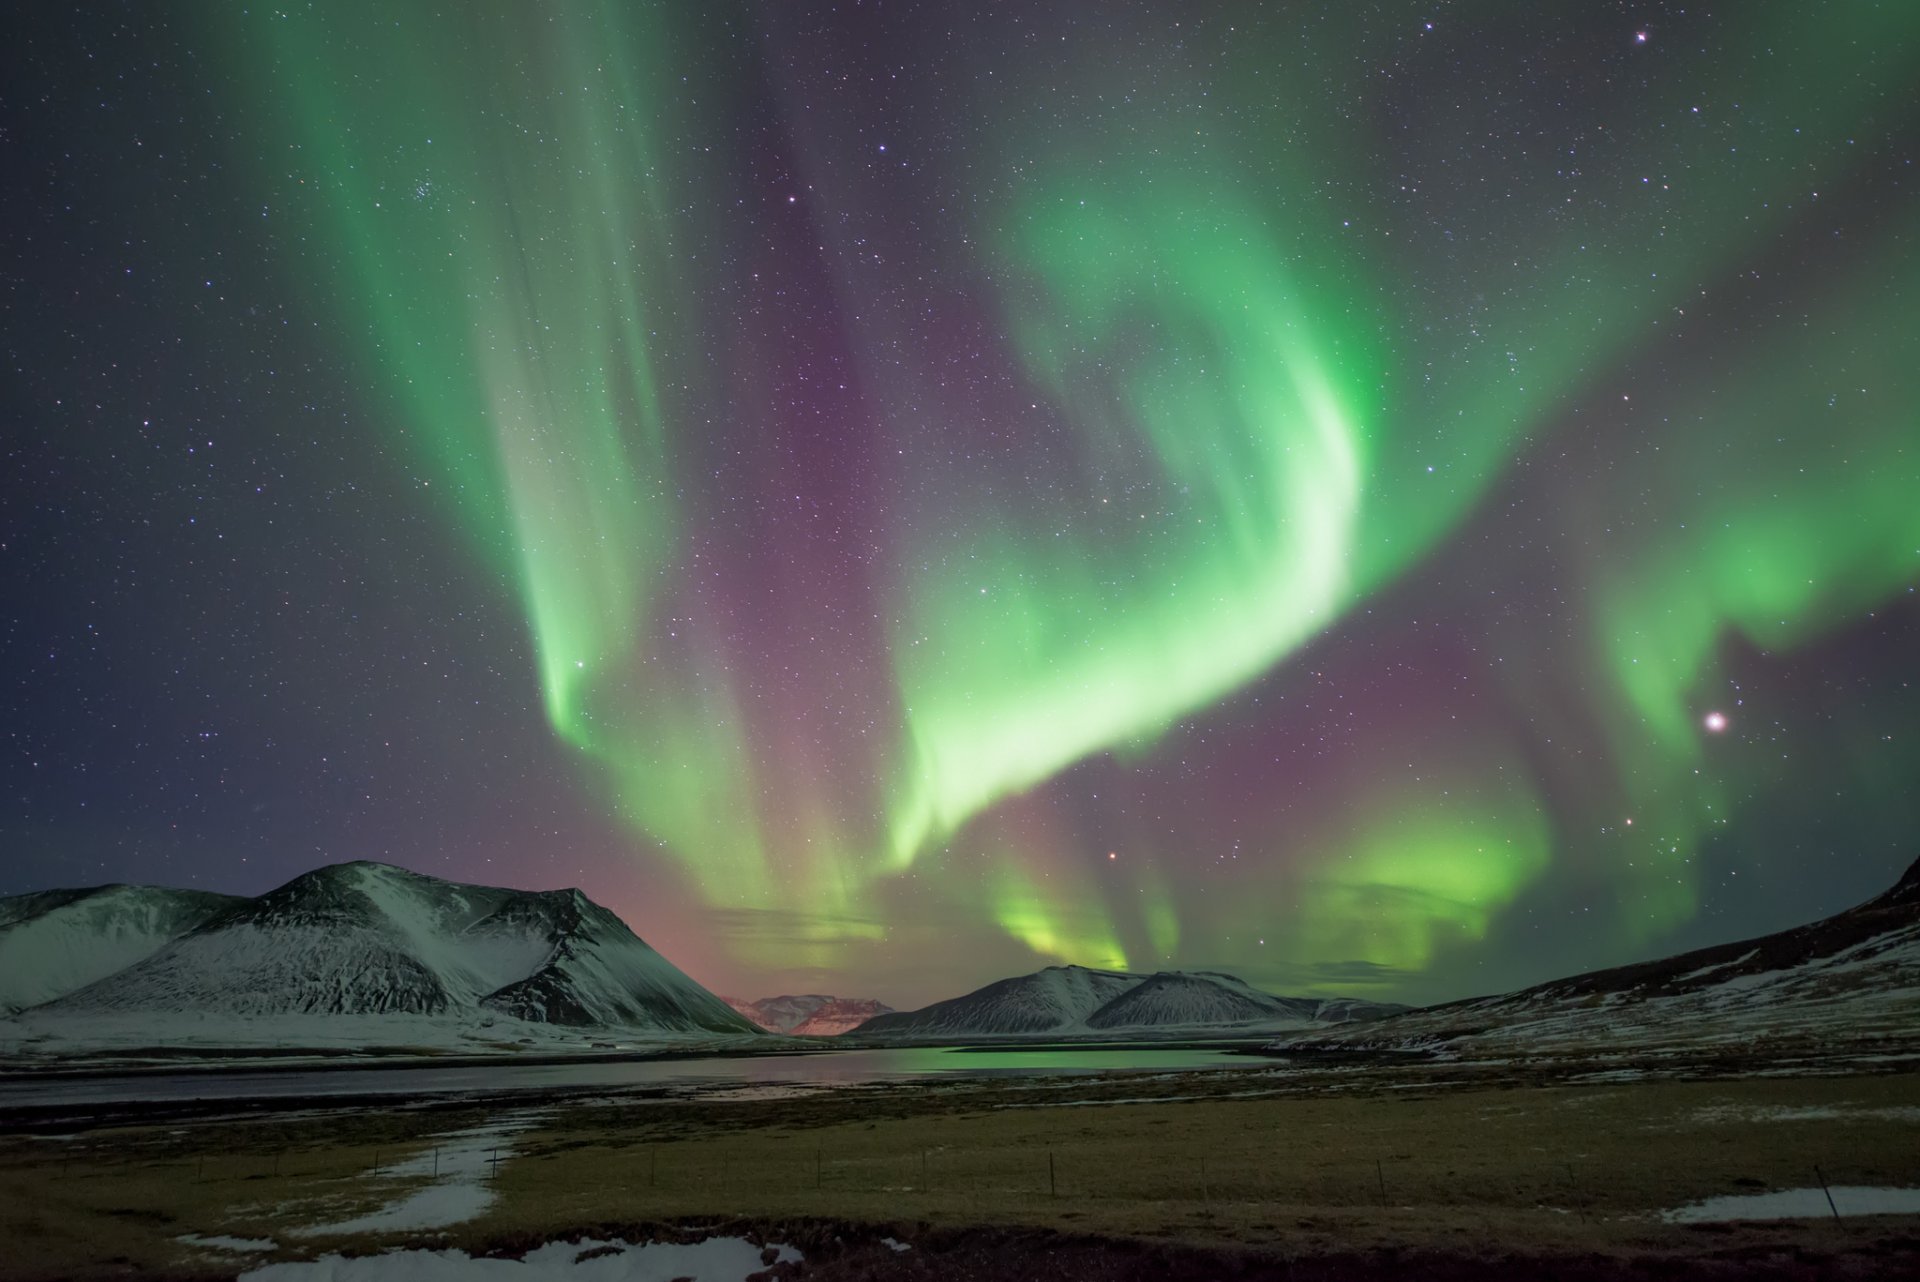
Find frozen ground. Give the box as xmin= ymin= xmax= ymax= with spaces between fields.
xmin=177 ymin=1232 xmax=279 ymax=1254
xmin=1688 ymin=1103 xmax=1920 ymax=1125
xmin=293 ymin=1111 xmax=542 ymax=1237
xmin=0 ymin=1007 xmax=757 ymax=1065
xmin=240 ymin=1236 xmax=802 ymax=1281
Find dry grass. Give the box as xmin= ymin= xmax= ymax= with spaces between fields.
xmin=2 ymin=1069 xmax=1918 ymax=1279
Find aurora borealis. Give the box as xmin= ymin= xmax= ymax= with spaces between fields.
xmin=4 ymin=2 xmax=1918 ymax=1008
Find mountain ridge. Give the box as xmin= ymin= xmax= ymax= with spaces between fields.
xmin=0 ymin=883 xmax=244 ymax=1015
xmin=723 ymin=994 xmax=896 ymax=1035
xmin=4 ymin=861 xmax=756 ymax=1041
xmin=852 ymin=964 xmax=1405 ymax=1038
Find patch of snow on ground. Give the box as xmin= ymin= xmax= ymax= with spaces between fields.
xmin=1567 ymin=1069 xmax=1650 ymax=1084
xmin=293 ymin=1112 xmax=541 ymax=1238
xmin=882 ymin=1237 xmax=912 ymax=1252
xmin=241 ymin=1236 xmax=801 ymax=1280
xmin=1690 ymin=1103 xmax=1920 ymax=1125
xmin=1671 ymin=949 xmax=1760 ymax=985
xmin=1662 ymin=1186 xmax=1920 ymax=1223
xmin=178 ymin=1233 xmax=278 ymax=1253
xmin=1694 ymin=967 xmax=1795 ymax=995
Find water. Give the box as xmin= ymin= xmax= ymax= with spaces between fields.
xmin=0 ymin=1043 xmax=1261 ymax=1109
xmin=1662 ymin=1185 xmax=1920 ymax=1223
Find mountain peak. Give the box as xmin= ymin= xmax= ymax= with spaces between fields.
xmin=1880 ymin=853 xmax=1920 ymax=906
xmin=12 ymin=862 xmax=756 ymax=1038
xmin=0 ymin=883 xmax=244 ymax=1015
xmin=725 ymin=994 xmax=896 ymax=1035
xmin=854 ymin=964 xmax=1401 ymax=1038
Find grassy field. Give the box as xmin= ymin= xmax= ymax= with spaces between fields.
xmin=2 ymin=1064 xmax=1918 ymax=1279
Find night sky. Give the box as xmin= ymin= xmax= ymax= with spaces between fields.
xmin=4 ymin=2 xmax=1918 ymax=1009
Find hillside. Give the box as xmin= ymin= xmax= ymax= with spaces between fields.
xmin=0 ymin=861 xmax=757 ymax=1054
xmin=1282 ymin=855 xmax=1920 ymax=1060
xmin=854 ymin=965 xmax=1404 ymax=1039
xmin=0 ymin=884 xmax=242 ymax=1015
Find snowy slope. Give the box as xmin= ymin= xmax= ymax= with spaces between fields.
xmin=0 ymin=885 xmax=242 ymax=1015
xmin=1313 ymin=996 xmax=1411 ymax=1024
xmin=25 ymin=861 xmax=756 ymax=1038
xmin=856 ymin=966 xmax=1142 ymax=1036
xmin=479 ymin=893 xmax=755 ymax=1032
xmin=1086 ymin=971 xmax=1319 ymax=1029
xmin=854 ymin=964 xmax=1402 ymax=1038
xmin=1284 ymin=854 xmax=1920 ymax=1057
xmin=724 ymin=994 xmax=896 ymax=1035
xmin=724 ymin=994 xmax=821 ymax=1032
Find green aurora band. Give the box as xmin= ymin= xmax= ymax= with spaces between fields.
xmin=220 ymin=2 xmax=1920 ymax=990
xmin=231 ymin=4 xmax=783 ymax=904
xmin=886 ymin=176 xmax=1374 ymax=865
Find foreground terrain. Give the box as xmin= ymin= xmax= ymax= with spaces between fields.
xmin=3 ymin=1052 xmax=1918 ymax=1280
xmin=4 ymin=857 xmax=1916 ymax=1277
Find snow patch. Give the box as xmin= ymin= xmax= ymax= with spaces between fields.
xmin=1690 ymin=1103 xmax=1920 ymax=1125
xmin=1672 ymin=949 xmax=1760 ymax=985
xmin=293 ymin=1112 xmax=540 ymax=1238
xmin=178 ymin=1233 xmax=278 ymax=1253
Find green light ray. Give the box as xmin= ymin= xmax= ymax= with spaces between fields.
xmin=230 ymin=2 xmax=780 ymax=902
xmin=878 ymin=4 xmax=1920 ymax=878
xmin=989 ymin=855 xmax=1130 ymax=972
xmin=887 ymin=179 xmax=1375 ymax=863
xmin=1589 ymin=245 xmax=1920 ymax=937
xmin=1285 ymin=770 xmax=1553 ymax=979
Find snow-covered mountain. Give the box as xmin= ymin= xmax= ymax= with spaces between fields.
xmin=853 ymin=964 xmax=1403 ymax=1038
xmin=723 ymin=994 xmax=896 ymax=1036
xmin=11 ymin=861 xmax=756 ymax=1042
xmin=790 ymin=998 xmax=893 ymax=1036
xmin=1086 ymin=971 xmax=1320 ymax=1029
xmin=1283 ymin=854 xmax=1920 ymax=1058
xmin=0 ymin=884 xmax=242 ymax=1015
xmin=856 ymin=966 xmax=1140 ymax=1037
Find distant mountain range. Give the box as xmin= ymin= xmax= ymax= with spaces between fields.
xmin=0 ymin=861 xmax=755 ymax=1047
xmin=850 ymin=965 xmax=1406 ymax=1038
xmin=1282 ymin=853 xmax=1920 ymax=1058
xmin=8 ymin=853 xmax=1910 ymax=1061
xmin=723 ymin=994 xmax=895 ymax=1036
xmin=851 ymin=857 xmax=1920 ymax=1048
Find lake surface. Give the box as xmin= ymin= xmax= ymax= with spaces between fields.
xmin=0 ymin=1044 xmax=1264 ymax=1110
